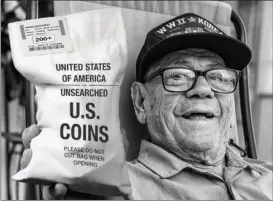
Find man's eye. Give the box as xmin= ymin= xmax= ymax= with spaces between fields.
xmin=209 ymin=76 xmax=224 ymax=82
xmin=165 ymin=74 xmax=191 ymax=86
xmin=171 ymin=74 xmax=186 ymax=80
xmin=210 ymin=76 xmax=222 ymax=81
xmin=210 ymin=76 xmax=229 ymax=82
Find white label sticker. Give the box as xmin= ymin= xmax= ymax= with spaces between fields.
xmin=18 ymin=17 xmax=73 ymax=56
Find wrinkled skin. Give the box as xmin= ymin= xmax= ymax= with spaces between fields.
xmin=21 ymin=48 xmax=235 ymax=199
xmin=131 ymin=48 xmax=234 ymax=168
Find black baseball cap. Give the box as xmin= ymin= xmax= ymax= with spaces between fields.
xmin=136 ymin=13 xmax=252 ymax=82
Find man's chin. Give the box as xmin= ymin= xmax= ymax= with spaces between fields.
xmin=180 ymin=140 xmax=215 ymax=152
xmin=167 ymin=139 xmax=224 ymax=165
xmin=173 ymin=131 xmax=220 ymax=153
xmin=172 ymin=140 xmax=226 ymax=166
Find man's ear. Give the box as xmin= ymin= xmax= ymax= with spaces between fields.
xmin=131 ymin=82 xmax=149 ymax=124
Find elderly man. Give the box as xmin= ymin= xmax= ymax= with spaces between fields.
xmin=20 ymin=12 xmax=272 ymax=200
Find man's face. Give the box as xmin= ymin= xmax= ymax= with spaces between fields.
xmin=137 ymin=49 xmax=234 ymax=164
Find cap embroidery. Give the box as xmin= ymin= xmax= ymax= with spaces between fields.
xmin=154 ymin=13 xmax=225 ymax=39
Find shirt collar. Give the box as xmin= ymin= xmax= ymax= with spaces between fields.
xmin=137 ymin=140 xmax=189 ymax=178
xmin=225 ymin=145 xmax=262 ymax=174
xmin=137 ymin=140 xmax=260 ymax=179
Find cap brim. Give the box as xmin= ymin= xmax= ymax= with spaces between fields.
xmin=138 ymin=33 xmax=251 ymax=81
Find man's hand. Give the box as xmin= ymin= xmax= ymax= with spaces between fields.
xmin=21 ymin=125 xmax=106 ymax=200
xmin=21 ymin=125 xmax=68 ymax=199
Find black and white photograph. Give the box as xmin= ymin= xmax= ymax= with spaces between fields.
xmin=1 ymin=1 xmax=272 ymax=200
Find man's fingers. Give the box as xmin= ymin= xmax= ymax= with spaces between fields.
xmin=42 ymin=184 xmax=67 ymax=200
xmin=20 ymin=149 xmax=32 ymax=169
xmin=22 ymin=124 xmax=40 ymax=148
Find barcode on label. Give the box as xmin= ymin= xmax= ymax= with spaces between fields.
xmin=29 ymin=44 xmax=64 ymax=51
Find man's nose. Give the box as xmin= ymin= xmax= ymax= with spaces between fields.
xmin=185 ymin=76 xmax=215 ymax=99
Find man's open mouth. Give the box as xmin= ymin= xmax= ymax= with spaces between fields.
xmin=182 ymin=112 xmax=215 ymax=120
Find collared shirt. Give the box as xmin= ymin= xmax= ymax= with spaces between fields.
xmin=121 ymin=140 xmax=272 ymax=200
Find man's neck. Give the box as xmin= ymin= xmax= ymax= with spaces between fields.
xmin=154 ymin=140 xmax=227 ymax=178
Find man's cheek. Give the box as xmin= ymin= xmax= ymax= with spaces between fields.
xmin=162 ymin=104 xmax=176 ymax=131
xmin=149 ymin=86 xmax=166 ymax=113
xmin=156 ymin=97 xmax=176 ymax=131
xmin=146 ymin=88 xmax=165 ymax=130
xmin=218 ymin=96 xmax=234 ymax=131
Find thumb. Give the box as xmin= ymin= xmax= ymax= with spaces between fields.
xmin=43 ymin=183 xmax=67 ymax=200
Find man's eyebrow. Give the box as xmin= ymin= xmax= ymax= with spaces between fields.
xmin=163 ymin=58 xmax=190 ymax=66
xmin=160 ymin=53 xmax=226 ymax=67
xmin=198 ymin=55 xmax=226 ymax=66
xmin=172 ymin=60 xmax=190 ymax=65
xmin=206 ymin=61 xmax=226 ymax=67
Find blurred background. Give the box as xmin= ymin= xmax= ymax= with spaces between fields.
xmin=1 ymin=0 xmax=272 ymax=200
